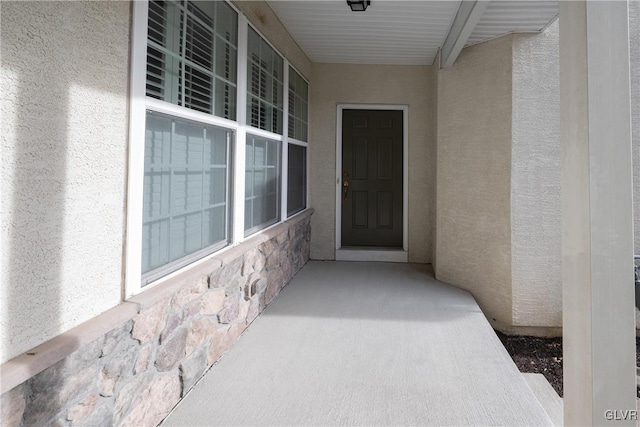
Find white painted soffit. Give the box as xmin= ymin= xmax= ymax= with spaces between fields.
xmin=266 ymin=0 xmax=559 ymax=66
xmin=467 ymin=1 xmax=559 ymax=47
xmin=267 ymin=1 xmax=459 ymax=65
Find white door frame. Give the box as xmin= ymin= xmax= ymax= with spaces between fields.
xmin=335 ymin=104 xmax=409 ymax=262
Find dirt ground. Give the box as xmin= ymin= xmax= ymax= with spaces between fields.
xmin=496 ymin=331 xmax=564 ymax=396
xmin=496 ymin=332 xmax=640 ymax=398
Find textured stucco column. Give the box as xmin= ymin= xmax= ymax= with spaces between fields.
xmin=560 ymin=2 xmax=636 ymax=425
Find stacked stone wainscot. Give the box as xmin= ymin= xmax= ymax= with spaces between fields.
xmin=0 ymin=211 xmax=312 ymax=427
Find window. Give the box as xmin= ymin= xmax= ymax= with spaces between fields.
xmin=138 ymin=0 xmax=238 ymax=286
xmin=244 ymin=28 xmax=285 ymax=235
xmin=142 ymin=112 xmax=232 ymax=283
xmin=288 ymin=67 xmax=308 ymax=142
xmin=287 ymin=144 xmax=306 ymax=216
xmin=286 ymin=67 xmax=309 ymax=217
xmin=245 ymin=134 xmax=281 ymax=235
xmin=247 ymin=27 xmax=284 ymax=134
xmin=129 ymin=1 xmax=310 ymax=294
xmin=146 ymin=0 xmax=237 ymax=119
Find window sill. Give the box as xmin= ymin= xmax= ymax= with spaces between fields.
xmin=129 ymin=208 xmax=313 ymax=309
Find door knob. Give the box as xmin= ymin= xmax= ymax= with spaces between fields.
xmin=343 ymin=180 xmax=349 ymax=200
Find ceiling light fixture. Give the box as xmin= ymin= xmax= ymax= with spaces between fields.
xmin=347 ymin=0 xmax=370 ymax=12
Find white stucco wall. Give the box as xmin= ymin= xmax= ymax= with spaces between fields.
xmin=511 ymin=20 xmax=562 ymax=328
xmin=309 ymin=63 xmax=436 ymax=263
xmin=436 ymin=35 xmax=513 ymax=326
xmin=1 ymin=2 xmax=130 ymax=363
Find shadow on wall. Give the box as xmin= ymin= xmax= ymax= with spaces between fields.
xmin=3 ymin=29 xmax=69 ymax=427
xmin=2 ymin=2 xmax=72 ymax=421
xmin=2 ymin=0 xmax=130 ymax=424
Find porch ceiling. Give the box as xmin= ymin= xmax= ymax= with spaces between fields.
xmin=267 ymin=0 xmax=559 ymax=66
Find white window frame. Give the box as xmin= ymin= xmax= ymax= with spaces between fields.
xmin=285 ymin=65 xmax=310 ymax=218
xmin=244 ymin=133 xmax=282 ymax=236
xmin=243 ymin=22 xmax=288 ymax=236
xmin=125 ymin=1 xmax=310 ymax=297
xmin=127 ymin=0 xmax=242 ymax=298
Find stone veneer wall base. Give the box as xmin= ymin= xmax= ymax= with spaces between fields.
xmin=0 ymin=210 xmax=312 ymax=427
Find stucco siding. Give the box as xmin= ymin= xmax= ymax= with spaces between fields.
xmin=1 ymin=1 xmax=130 ymax=363
xmin=511 ymin=20 xmax=562 ymax=328
xmin=436 ymin=35 xmax=513 ymax=325
xmin=309 ymin=63 xmax=436 ymax=263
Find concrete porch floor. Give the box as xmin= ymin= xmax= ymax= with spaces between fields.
xmin=162 ymin=261 xmax=553 ymax=426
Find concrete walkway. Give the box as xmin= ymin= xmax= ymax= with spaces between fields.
xmin=162 ymin=261 xmax=552 ymax=426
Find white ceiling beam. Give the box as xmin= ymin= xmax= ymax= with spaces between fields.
xmin=440 ymin=0 xmax=491 ymax=69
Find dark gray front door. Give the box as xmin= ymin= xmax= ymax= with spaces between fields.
xmin=341 ymin=109 xmax=403 ymax=247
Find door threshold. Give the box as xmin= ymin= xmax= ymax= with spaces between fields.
xmin=335 ymin=248 xmax=408 ymax=263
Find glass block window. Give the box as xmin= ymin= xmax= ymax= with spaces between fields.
xmin=245 ymin=134 xmax=281 ymax=235
xmin=288 ymin=67 xmax=308 ymax=142
xmin=146 ymin=0 xmax=237 ymax=120
xmin=287 ymin=144 xmax=307 ymax=216
xmin=142 ymin=112 xmax=231 ymax=282
xmin=247 ymin=27 xmax=284 ymax=134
